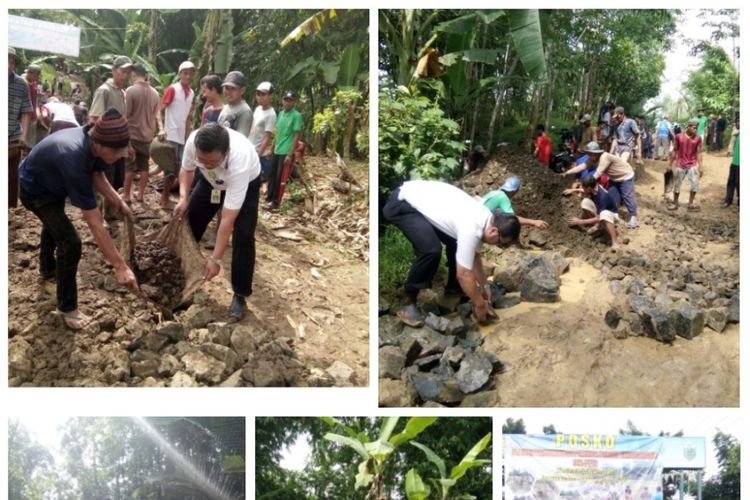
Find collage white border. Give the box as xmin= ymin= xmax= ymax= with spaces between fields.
xmin=1 ymin=3 xmax=747 ymax=499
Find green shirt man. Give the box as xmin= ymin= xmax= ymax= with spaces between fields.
xmin=482 ymin=189 xmax=514 ymax=213
xmin=274 ymin=107 xmax=303 ymax=155
xmin=693 ymin=112 xmax=709 ymax=138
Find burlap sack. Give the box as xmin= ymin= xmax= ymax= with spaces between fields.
xmin=121 ymin=217 xmax=205 ymax=308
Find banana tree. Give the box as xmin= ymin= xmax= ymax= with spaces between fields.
xmin=323 ymin=417 xmax=438 ymax=499
xmin=406 ymin=432 xmax=492 ymax=500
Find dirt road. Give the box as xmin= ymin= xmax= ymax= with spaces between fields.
xmin=8 ymin=156 xmax=369 ymax=387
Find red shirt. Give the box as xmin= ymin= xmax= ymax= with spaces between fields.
xmin=535 ymin=133 xmax=552 ymax=166
xmin=673 ymin=133 xmax=702 ymax=168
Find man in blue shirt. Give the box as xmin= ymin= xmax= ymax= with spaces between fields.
xmin=8 ymin=48 xmax=33 ymax=208
xmin=19 ymin=108 xmax=138 ymax=329
xmin=610 ymin=106 xmax=641 ymax=165
xmin=654 ymin=114 xmax=672 ymax=161
xmin=568 ymin=176 xmax=620 ymax=248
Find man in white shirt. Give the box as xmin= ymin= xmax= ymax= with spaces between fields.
xmin=248 ymin=81 xmax=277 ymax=181
xmin=173 ymin=123 xmax=261 ymax=320
xmin=382 ymin=180 xmax=520 ymax=326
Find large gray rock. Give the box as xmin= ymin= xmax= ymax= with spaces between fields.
xmin=379 ymin=346 xmax=406 ymax=379
xmin=440 ymin=345 xmax=465 ymax=370
xmin=379 ymin=377 xmax=418 ymax=407
xmin=206 ymin=322 xmax=232 ymax=346
xmin=8 ymin=338 xmax=33 ymax=378
xmin=201 ymin=343 xmax=241 ymax=373
xmin=182 ymin=350 xmax=226 ymax=384
xmin=183 ymin=304 xmax=213 ymax=329
xmin=158 ymin=353 xmax=181 ymax=377
xmin=628 ymin=295 xmax=655 ymax=315
xmin=445 ymin=315 xmax=468 ymax=337
xmin=242 ymin=358 xmax=286 ymax=386
xmin=399 ymin=326 xmax=455 ymax=360
xmin=704 ymin=307 xmax=729 ymax=333
xmin=455 ymin=352 xmax=493 ymax=393
xmin=642 ymin=308 xmax=675 ymax=343
xmin=104 ymin=350 xmax=131 ymax=383
xmin=520 ymin=267 xmax=560 ymax=303
xmin=230 ymin=325 xmax=257 ymax=360
xmin=459 ymin=391 xmax=499 ymax=407
xmin=414 ymin=354 xmax=442 ymax=372
xmin=409 ymin=371 xmax=464 ymax=404
xmin=379 ymin=315 xmax=403 ymax=347
xmin=170 ymin=371 xmax=199 ymax=387
xmin=424 ymin=313 xmax=451 ymax=333
xmin=131 ymin=357 xmax=160 ymax=379
xmin=326 ymin=361 xmax=356 ymax=386
xmin=142 ymin=332 xmax=169 ymax=352
xmin=670 ymin=303 xmax=705 ymax=340
xmin=157 ymin=321 xmax=186 ymax=341
xmin=219 ymin=369 xmax=245 ymax=387
xmin=728 ymin=295 xmax=739 ymax=323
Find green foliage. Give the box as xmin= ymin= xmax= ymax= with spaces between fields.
xmin=684 ymin=45 xmax=739 ymax=115
xmin=502 ymin=418 xmax=526 ymax=434
xmin=378 ymin=224 xmax=416 ymax=298
xmin=702 ymin=431 xmax=740 ymax=500
xmin=379 ymin=85 xmax=464 ymax=195
xmin=406 ymin=469 xmax=432 ymax=500
xmin=312 ymin=90 xmax=365 ymax=158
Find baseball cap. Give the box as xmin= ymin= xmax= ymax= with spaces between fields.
xmin=256 ymin=81 xmax=274 ymax=93
xmin=8 ymin=48 xmax=21 ymax=64
xmin=178 ymin=61 xmax=196 ymax=73
xmin=500 ymin=176 xmax=521 ymax=193
xmin=580 ymin=113 xmax=592 ymax=122
xmin=282 ymin=90 xmax=297 ymax=100
xmin=26 ymin=64 xmax=42 ymax=75
xmin=112 ymin=56 xmax=134 ymax=69
xmin=223 ymin=71 xmax=247 ymax=88
xmin=583 ymin=141 xmax=605 ymax=154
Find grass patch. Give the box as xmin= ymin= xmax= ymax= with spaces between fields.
xmin=379 ymin=225 xmax=448 ymax=299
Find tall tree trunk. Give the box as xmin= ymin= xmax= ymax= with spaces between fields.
xmin=485 ymin=52 xmax=518 ymax=152
xmin=544 ymin=70 xmax=555 ymax=131
xmin=527 ymin=83 xmax=543 ymax=148
xmin=148 ymin=10 xmax=158 ymax=66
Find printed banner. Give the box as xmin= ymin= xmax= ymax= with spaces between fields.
xmin=505 ymin=434 xmax=664 ymax=500
xmin=9 ymin=15 xmax=81 ymax=57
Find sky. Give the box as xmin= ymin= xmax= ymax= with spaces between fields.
xmin=653 ymin=9 xmax=737 ymax=103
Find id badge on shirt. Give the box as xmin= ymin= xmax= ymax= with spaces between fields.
xmin=211 ymin=189 xmax=221 ymax=204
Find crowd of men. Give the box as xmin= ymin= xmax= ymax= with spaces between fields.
xmin=388 ymin=100 xmax=739 ymax=328
xmin=8 ymin=49 xmax=305 ymax=329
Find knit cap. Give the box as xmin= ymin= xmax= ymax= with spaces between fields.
xmin=91 ymin=108 xmax=130 ymax=148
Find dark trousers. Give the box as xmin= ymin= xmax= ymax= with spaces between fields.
xmin=20 ymin=189 xmax=82 ymax=312
xmin=105 ymin=157 xmax=125 ymax=191
xmin=716 ymin=131 xmax=725 ymax=150
xmin=187 ymin=174 xmax=261 ymax=297
xmin=382 ymin=189 xmax=458 ymax=296
xmin=9 ymin=142 xmax=22 ymax=208
xmin=266 ymin=154 xmax=292 ymax=204
xmin=725 ymin=164 xmax=739 ymax=205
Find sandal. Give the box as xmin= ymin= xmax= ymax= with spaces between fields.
xmin=687 ymin=204 xmax=700 ymax=211
xmin=60 ymin=309 xmax=91 ymax=331
xmin=667 ymin=204 xmax=679 ymax=211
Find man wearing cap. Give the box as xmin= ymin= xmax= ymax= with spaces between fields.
xmin=577 ymin=114 xmax=596 ymax=155
xmin=199 ymin=74 xmax=224 ymax=126
xmin=8 ymin=48 xmax=34 ymax=208
xmin=383 ymin=180 xmax=521 ymax=327
xmin=563 ymin=141 xmax=639 ymax=228
xmin=124 ymin=63 xmax=162 ymax=203
xmin=266 ymin=90 xmax=303 ymax=209
xmin=249 ymin=81 xmax=277 ymax=181
xmin=482 ymin=176 xmax=548 ymax=228
xmin=568 ymin=176 xmax=620 ymax=249
xmin=609 ymin=106 xmax=641 ymax=164
xmin=89 ymin=55 xmax=133 ymax=200
xmin=158 ymin=60 xmax=196 ymax=207
xmin=654 ymin=114 xmax=672 ymax=161
xmin=172 ymin=123 xmax=261 ymax=320
xmin=18 ymin=108 xmax=138 ymax=330
xmin=218 ymin=71 xmax=253 ymax=136
xmin=668 ymin=119 xmax=703 ymax=211
xmin=23 ymin=64 xmax=43 ymax=147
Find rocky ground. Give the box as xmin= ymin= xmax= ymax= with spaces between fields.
xmin=8 ymin=155 xmax=369 ymax=388
xmin=379 ymin=150 xmax=739 ymax=407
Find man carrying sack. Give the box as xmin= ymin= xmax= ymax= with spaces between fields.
xmin=173 ymin=123 xmax=261 ymax=320
xmin=18 ymin=108 xmax=138 ymax=330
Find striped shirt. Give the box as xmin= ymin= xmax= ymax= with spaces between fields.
xmin=8 ymin=72 xmax=33 ymax=141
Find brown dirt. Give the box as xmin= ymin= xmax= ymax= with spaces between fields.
xmin=8 ymin=155 xmax=368 ymax=387
xmin=132 ymin=240 xmax=185 ymax=309
xmin=389 ymin=150 xmax=739 ymax=407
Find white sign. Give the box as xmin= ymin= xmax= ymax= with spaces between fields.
xmin=9 ymin=15 xmax=81 ymax=57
